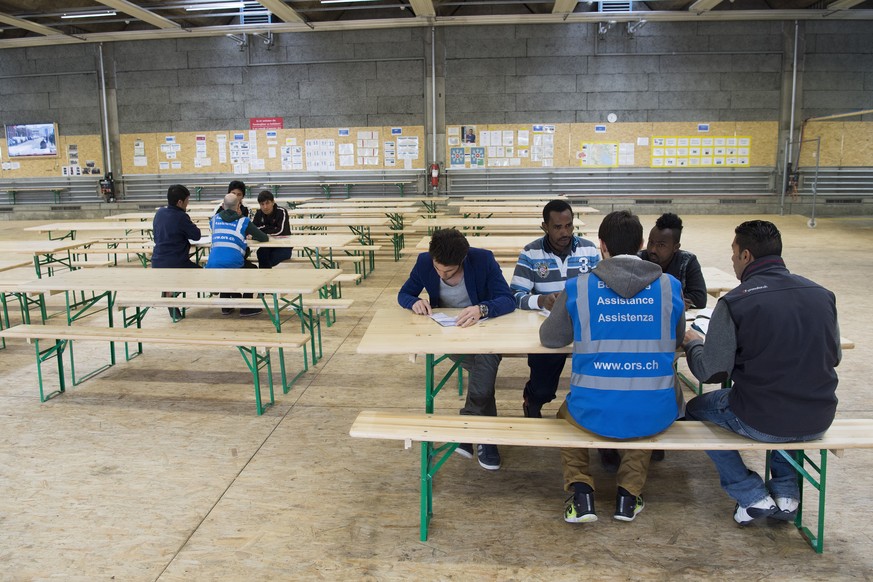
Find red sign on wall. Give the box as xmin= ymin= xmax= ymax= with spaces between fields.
xmin=249 ymin=117 xmax=284 ymax=130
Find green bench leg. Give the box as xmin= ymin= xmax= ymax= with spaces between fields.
xmin=33 ymin=338 xmax=68 ymax=402
xmin=766 ymin=448 xmax=829 ymax=553
xmin=238 ymin=345 xmax=275 ymax=416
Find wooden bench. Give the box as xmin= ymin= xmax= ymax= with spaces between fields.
xmin=0 ymin=324 xmax=311 ymax=415
xmin=350 ymin=411 xmax=873 ymax=553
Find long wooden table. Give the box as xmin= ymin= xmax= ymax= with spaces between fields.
xmin=0 ymin=240 xmax=95 ymax=277
xmin=18 ymin=266 xmax=341 ymax=388
xmin=24 ymin=222 xmax=161 ymax=241
xmin=701 ymin=266 xmax=738 ymax=296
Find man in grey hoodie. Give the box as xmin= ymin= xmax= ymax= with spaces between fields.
xmin=540 ymin=210 xmax=685 ymax=524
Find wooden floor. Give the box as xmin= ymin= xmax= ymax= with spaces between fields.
xmin=1 ymin=213 xmax=872 ymax=580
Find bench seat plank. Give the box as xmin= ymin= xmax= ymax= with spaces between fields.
xmin=350 ymin=412 xmax=873 ymax=451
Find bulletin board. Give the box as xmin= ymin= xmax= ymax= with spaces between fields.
xmin=0 ymin=133 xmax=104 ymax=179
xmin=453 ymin=121 xmax=778 ymax=169
xmin=798 ymin=121 xmax=873 ymax=168
xmin=120 ymin=125 xmax=425 ymax=175
xmin=446 ymin=123 xmax=570 ymax=169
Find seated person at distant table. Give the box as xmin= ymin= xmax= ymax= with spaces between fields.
xmin=252 ymin=190 xmax=292 ymax=269
xmin=398 ymin=228 xmax=515 ymax=471
xmin=510 ymin=199 xmax=600 ymax=419
xmin=151 ymin=184 xmax=202 ymax=320
xmin=152 ymin=184 xmax=201 ymax=270
xmin=639 ymin=212 xmax=707 ymax=309
xmin=206 ymin=193 xmax=269 ymax=317
xmin=540 ymin=210 xmax=685 ymax=525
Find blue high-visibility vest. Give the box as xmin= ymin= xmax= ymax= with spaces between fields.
xmin=206 ymin=215 xmax=249 ymax=269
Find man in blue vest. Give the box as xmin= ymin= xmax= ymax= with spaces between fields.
xmin=681 ymin=220 xmax=840 ymax=525
xmin=398 ymin=228 xmax=515 ymax=470
xmin=206 ymin=193 xmax=269 ymax=317
xmin=540 ymin=210 xmax=685 ymax=523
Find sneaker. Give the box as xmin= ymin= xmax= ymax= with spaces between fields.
xmin=599 ymin=449 xmax=620 ymax=473
xmin=240 ymin=308 xmax=263 ymax=317
xmin=221 ymin=308 xmax=235 ymax=316
xmin=733 ymin=496 xmax=777 ymax=525
xmin=564 ymin=491 xmax=597 ymax=524
xmin=477 ymin=444 xmax=501 ymax=471
xmin=770 ymin=496 xmax=799 ymax=522
xmin=614 ymin=491 xmax=645 ymax=522
xmin=522 ymin=397 xmax=542 ymax=419
xmin=454 ymin=443 xmax=474 ymax=459
xmin=651 ymin=449 xmax=665 ymax=462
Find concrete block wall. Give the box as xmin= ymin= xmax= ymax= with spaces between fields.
xmin=802 ymin=21 xmax=873 ymax=121
xmin=444 ymin=21 xmax=787 ymax=125
xmin=112 ymin=29 xmax=427 ymax=133
xmin=0 ymin=44 xmax=102 ymax=136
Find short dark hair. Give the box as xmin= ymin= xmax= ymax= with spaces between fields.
xmin=598 ymin=210 xmax=643 ymax=257
xmin=227 ymin=180 xmax=246 ymax=195
xmin=654 ymin=212 xmax=683 ymax=243
xmin=257 ymin=190 xmax=274 ymax=204
xmin=167 ymin=184 xmax=190 ymax=206
xmin=428 ymin=228 xmax=470 ymax=266
xmin=734 ymin=220 xmax=782 ymax=259
xmin=543 ymin=199 xmax=573 ymax=223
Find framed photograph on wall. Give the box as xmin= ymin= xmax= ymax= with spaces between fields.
xmin=4 ymin=123 xmax=58 ymax=157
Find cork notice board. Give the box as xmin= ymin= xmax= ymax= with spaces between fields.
xmin=799 ymin=121 xmax=873 ymax=168
xmin=120 ymin=125 xmax=426 ymax=175
xmin=0 ymin=132 xmax=104 ymax=179
xmin=451 ymin=121 xmax=779 ymax=169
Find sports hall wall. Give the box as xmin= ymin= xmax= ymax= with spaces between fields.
xmin=0 ymin=21 xmax=871 ymax=184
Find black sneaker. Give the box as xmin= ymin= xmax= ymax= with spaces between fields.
xmin=651 ymin=449 xmax=665 ymax=462
xmin=454 ymin=443 xmax=474 ymax=459
xmin=564 ymin=491 xmax=597 ymax=523
xmin=477 ymin=444 xmax=501 ymax=470
xmin=614 ymin=491 xmax=645 ymax=522
xmin=599 ymin=449 xmax=620 ymax=473
xmin=221 ymin=308 xmax=234 ymax=316
xmin=522 ymin=397 xmax=542 ymax=419
xmin=240 ymin=308 xmax=262 ymax=317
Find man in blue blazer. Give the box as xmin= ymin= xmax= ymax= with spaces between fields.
xmin=398 ymin=228 xmax=515 ymax=470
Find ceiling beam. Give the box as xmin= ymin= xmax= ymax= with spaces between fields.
xmin=257 ymin=0 xmax=306 ymax=24
xmin=827 ymin=0 xmax=866 ymax=8
xmin=688 ymin=0 xmax=723 ymax=12
xmin=553 ymin=0 xmax=578 ymax=14
xmin=0 ymin=11 xmax=67 ymax=36
xmin=94 ymin=0 xmax=181 ymax=29
xmin=408 ymin=0 xmax=436 ymax=18
xmin=2 ymin=9 xmax=873 ymax=50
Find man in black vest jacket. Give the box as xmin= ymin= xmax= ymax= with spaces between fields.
xmin=681 ymin=220 xmax=840 ymax=526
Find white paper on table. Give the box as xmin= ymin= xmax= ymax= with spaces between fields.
xmin=430 ymin=313 xmax=457 ymax=327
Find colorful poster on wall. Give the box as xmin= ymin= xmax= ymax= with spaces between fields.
xmin=470 ymin=147 xmax=485 ymax=168
xmin=450 ymin=147 xmax=465 ymax=168
xmin=651 ymin=136 xmax=751 ymax=168
xmin=250 ymin=117 xmax=284 ymax=130
xmin=578 ymin=142 xmax=619 ymax=168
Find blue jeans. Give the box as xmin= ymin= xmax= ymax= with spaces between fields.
xmin=685 ymin=389 xmax=825 ymax=507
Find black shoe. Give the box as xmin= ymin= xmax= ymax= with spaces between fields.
xmin=614 ymin=490 xmax=645 ymax=522
xmin=454 ymin=443 xmax=474 ymax=459
xmin=167 ymin=307 xmax=184 ymax=320
xmin=651 ymin=449 xmax=665 ymax=462
xmin=240 ymin=308 xmax=262 ymax=317
xmin=564 ymin=490 xmax=597 ymax=523
xmin=477 ymin=444 xmax=501 ymax=471
xmin=221 ymin=308 xmax=234 ymax=316
xmin=599 ymin=449 xmax=620 ymax=473
xmin=522 ymin=397 xmax=542 ymax=419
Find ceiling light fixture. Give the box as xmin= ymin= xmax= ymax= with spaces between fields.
xmin=61 ymin=10 xmax=117 ymax=19
xmin=185 ymin=2 xmax=246 ymax=11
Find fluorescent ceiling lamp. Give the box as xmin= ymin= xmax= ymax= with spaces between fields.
xmin=185 ymin=2 xmax=246 ymax=11
xmin=61 ymin=10 xmax=117 ymax=19
xmin=320 ymin=0 xmax=382 ymax=4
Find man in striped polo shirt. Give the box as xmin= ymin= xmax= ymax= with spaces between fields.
xmin=510 ymin=199 xmax=600 ymax=419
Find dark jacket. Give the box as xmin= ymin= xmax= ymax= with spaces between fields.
xmin=398 ymin=247 xmax=515 ymax=317
xmin=151 ymin=205 xmax=202 ymax=268
xmin=685 ymin=256 xmax=840 ymax=437
xmin=253 ymin=206 xmax=290 ymax=236
xmin=639 ymin=248 xmax=707 ymax=308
